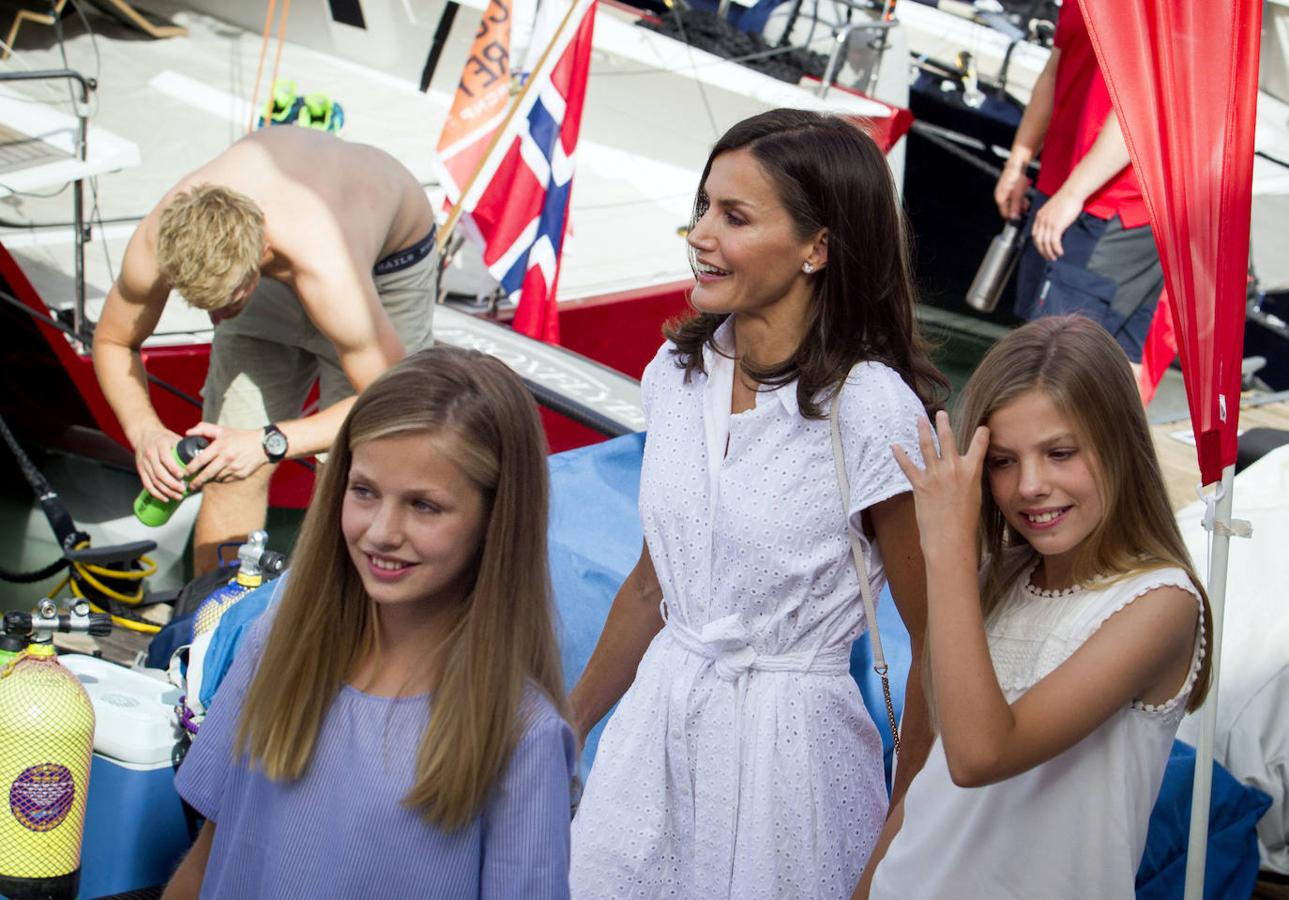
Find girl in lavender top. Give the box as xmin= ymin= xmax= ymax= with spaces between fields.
xmin=166 ymin=347 xmax=577 ymax=899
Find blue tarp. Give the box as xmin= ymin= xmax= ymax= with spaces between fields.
xmin=549 ymin=431 xmax=646 ymax=768
xmin=1138 ymin=741 xmax=1270 ymax=898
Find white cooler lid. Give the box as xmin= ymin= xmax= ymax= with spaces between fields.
xmin=60 ymin=654 xmax=184 ymax=768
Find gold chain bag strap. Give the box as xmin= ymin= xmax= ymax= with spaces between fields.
xmin=829 ymin=388 xmax=901 ymax=757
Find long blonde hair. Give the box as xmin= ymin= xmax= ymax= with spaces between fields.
xmin=954 ymin=316 xmax=1212 ymax=711
xmin=235 ymin=346 xmax=568 ymax=828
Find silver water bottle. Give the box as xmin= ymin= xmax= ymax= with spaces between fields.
xmin=966 ymin=219 xmax=1024 ymax=312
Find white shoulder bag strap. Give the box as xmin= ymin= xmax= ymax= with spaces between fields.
xmin=830 ymin=388 xmax=901 ymax=756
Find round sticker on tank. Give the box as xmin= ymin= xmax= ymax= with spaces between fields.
xmin=9 ymin=763 xmax=76 ymax=832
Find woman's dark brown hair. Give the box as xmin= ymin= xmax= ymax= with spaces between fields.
xmin=665 ymin=108 xmax=948 ymax=417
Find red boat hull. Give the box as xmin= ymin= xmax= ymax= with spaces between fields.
xmin=0 ymin=240 xmax=691 ymax=508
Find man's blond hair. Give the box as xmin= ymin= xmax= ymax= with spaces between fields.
xmin=156 ymin=184 xmax=265 ymax=311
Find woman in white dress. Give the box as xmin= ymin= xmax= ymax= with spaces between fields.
xmin=568 ymin=109 xmax=949 ymax=899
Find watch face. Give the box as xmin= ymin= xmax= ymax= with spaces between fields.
xmin=264 ymin=431 xmax=288 ymax=457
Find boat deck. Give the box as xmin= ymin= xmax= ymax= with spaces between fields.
xmin=0 ymin=0 xmax=892 ymax=339
xmin=9 ymin=1 xmax=1285 ymax=664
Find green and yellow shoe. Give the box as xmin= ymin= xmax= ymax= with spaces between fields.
xmin=298 ymin=91 xmax=345 ymax=133
xmin=256 ymin=79 xmax=303 ymax=129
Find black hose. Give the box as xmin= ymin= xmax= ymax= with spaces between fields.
xmin=0 ymin=411 xmax=88 ymax=551
xmin=0 ymin=409 xmax=55 ymax=499
xmin=0 ymin=415 xmax=88 ymax=554
xmin=0 ymin=557 xmax=69 ymax=584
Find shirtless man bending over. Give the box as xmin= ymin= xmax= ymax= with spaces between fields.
xmin=93 ymin=127 xmax=436 ymax=573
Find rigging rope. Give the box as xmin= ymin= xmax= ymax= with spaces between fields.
xmin=247 ymin=0 xmax=277 ymax=133
xmin=265 ymin=0 xmax=294 ymax=127
xmin=247 ymin=0 xmax=294 ymax=133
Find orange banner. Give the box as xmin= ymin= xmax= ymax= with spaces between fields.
xmin=436 ymin=0 xmax=515 ymax=204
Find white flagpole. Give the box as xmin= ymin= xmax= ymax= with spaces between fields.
xmin=1183 ymin=462 xmax=1236 ymax=900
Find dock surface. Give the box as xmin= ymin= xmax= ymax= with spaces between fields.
xmin=1151 ymin=393 xmax=1289 ymax=511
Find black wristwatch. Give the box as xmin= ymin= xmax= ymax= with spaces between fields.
xmin=262 ymin=424 xmax=289 ymax=463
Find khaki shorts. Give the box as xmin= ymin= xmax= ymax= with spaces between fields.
xmin=202 ymin=247 xmax=435 ymax=430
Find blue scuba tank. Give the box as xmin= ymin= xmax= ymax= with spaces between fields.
xmin=180 ymin=531 xmax=287 ymax=730
xmin=191 ymin=531 xmax=272 ymax=643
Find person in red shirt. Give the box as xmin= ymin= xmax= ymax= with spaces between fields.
xmin=994 ymin=0 xmax=1162 ymax=370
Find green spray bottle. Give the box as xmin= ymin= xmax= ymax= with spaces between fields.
xmin=132 ymin=435 xmax=209 ymax=527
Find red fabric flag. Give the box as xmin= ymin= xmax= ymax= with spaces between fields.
xmin=1082 ymin=0 xmax=1262 ymax=485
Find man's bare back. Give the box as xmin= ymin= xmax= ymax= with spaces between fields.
xmin=177 ymin=128 xmax=433 ymax=279
xmin=92 ymin=129 xmax=437 ymax=574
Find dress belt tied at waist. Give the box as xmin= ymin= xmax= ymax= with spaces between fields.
xmin=661 ymin=606 xmax=852 ymax=681
xmin=659 ymin=602 xmax=852 ymax=898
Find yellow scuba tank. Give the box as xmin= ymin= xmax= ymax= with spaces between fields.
xmin=0 ymin=603 xmax=111 ymax=900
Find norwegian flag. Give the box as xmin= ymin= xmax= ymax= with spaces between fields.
xmin=458 ymin=0 xmax=596 ymax=343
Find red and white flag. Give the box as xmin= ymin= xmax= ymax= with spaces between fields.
xmin=445 ymin=0 xmax=597 ymax=343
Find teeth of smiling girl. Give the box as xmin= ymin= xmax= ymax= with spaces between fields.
xmin=697 ymin=263 xmax=728 ymax=276
xmin=1026 ymin=510 xmax=1063 ymax=524
xmin=370 ymin=556 xmax=407 ymax=570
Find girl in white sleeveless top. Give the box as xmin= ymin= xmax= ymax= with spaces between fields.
xmin=861 ymin=316 xmax=1214 ymax=899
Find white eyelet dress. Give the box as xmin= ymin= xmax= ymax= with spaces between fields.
xmin=570 ymin=322 xmax=928 ymax=900
xmin=870 ymin=560 xmax=1207 ymax=900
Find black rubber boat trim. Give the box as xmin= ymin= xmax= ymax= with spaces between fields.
xmin=521 ymin=378 xmax=633 ymax=439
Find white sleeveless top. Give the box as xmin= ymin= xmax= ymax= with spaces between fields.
xmin=871 ymin=560 xmax=1205 ymax=900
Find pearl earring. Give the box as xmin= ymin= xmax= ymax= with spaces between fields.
xmin=802 ymin=261 xmax=816 ymax=274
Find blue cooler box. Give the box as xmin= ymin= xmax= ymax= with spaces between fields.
xmin=60 ymin=655 xmax=193 ymax=898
